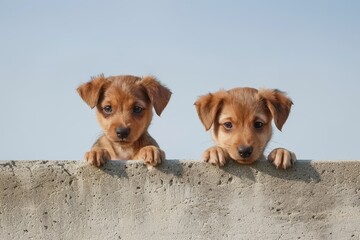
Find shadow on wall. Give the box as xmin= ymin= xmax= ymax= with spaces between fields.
xmin=225 ymin=159 xmax=321 ymax=183
xmin=100 ymin=159 xmax=185 ymax=179
xmin=99 ymin=159 xmax=321 ymax=183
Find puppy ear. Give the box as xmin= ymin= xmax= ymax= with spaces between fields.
xmin=194 ymin=91 xmax=225 ymax=131
xmin=77 ymin=75 xmax=107 ymax=108
xmin=140 ymin=76 xmax=172 ymax=116
xmin=259 ymin=89 xmax=293 ymax=131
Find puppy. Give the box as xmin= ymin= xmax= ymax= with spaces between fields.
xmin=195 ymin=87 xmax=296 ymax=169
xmin=77 ymin=74 xmax=171 ymax=167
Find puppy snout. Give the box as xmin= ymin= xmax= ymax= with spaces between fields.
xmin=238 ymin=145 xmax=253 ymax=158
xmin=116 ymin=127 xmax=130 ymax=139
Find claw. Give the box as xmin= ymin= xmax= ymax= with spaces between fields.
xmin=268 ymin=148 xmax=296 ymax=169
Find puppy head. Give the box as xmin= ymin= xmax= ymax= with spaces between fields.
xmin=195 ymin=87 xmax=292 ymax=164
xmin=77 ymin=74 xmax=171 ymax=144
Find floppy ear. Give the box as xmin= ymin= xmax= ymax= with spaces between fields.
xmin=194 ymin=91 xmax=225 ymax=131
xmin=258 ymin=89 xmax=293 ymax=131
xmin=140 ymin=76 xmax=172 ymax=116
xmin=77 ymin=75 xmax=107 ymax=108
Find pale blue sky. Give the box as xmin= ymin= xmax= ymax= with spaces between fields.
xmin=1 ymin=1 xmax=359 ymax=161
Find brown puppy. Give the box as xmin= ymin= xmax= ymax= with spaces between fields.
xmin=195 ymin=87 xmax=296 ymax=169
xmin=77 ymin=74 xmax=171 ymax=167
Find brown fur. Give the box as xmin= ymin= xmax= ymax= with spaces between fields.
xmin=77 ymin=74 xmax=171 ymax=167
xmin=195 ymin=87 xmax=296 ymax=169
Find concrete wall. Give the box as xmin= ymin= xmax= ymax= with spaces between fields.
xmin=0 ymin=160 xmax=359 ymax=240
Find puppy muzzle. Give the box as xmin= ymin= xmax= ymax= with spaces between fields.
xmin=238 ymin=145 xmax=253 ymax=159
xmin=116 ymin=127 xmax=131 ymax=140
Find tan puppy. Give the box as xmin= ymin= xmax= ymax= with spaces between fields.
xmin=195 ymin=87 xmax=296 ymax=169
xmin=77 ymin=74 xmax=171 ymax=167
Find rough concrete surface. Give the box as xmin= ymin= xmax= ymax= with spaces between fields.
xmin=0 ymin=160 xmax=359 ymax=240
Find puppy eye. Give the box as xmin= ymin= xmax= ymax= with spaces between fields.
xmin=103 ymin=105 xmax=112 ymax=114
xmin=223 ymin=122 xmax=233 ymax=129
xmin=254 ymin=121 xmax=264 ymax=129
xmin=133 ymin=106 xmax=143 ymax=114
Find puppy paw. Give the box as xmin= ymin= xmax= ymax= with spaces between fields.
xmin=84 ymin=148 xmax=110 ymax=168
xmin=203 ymin=146 xmax=228 ymax=167
xmin=136 ymin=146 xmax=165 ymax=166
xmin=267 ymin=148 xmax=296 ymax=169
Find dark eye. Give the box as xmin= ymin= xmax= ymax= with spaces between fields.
xmin=103 ymin=105 xmax=112 ymax=114
xmin=133 ymin=106 xmax=143 ymax=114
xmin=254 ymin=121 xmax=264 ymax=129
xmin=223 ymin=122 xmax=233 ymax=129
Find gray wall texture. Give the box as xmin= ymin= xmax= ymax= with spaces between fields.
xmin=0 ymin=160 xmax=359 ymax=240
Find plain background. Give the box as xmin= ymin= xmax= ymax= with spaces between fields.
xmin=1 ymin=1 xmax=359 ymax=161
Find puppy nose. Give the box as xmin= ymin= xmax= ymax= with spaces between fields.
xmin=116 ymin=127 xmax=130 ymax=139
xmin=238 ymin=146 xmax=253 ymax=158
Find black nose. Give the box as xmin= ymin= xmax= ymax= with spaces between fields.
xmin=238 ymin=146 xmax=253 ymax=158
xmin=116 ymin=127 xmax=130 ymax=139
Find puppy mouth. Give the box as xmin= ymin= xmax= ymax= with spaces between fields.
xmin=233 ymin=158 xmax=257 ymax=165
xmin=104 ymin=135 xmax=129 ymax=143
xmin=115 ymin=137 xmax=132 ymax=144
xmin=228 ymin=148 xmax=263 ymax=164
xmin=104 ymin=133 xmax=132 ymax=144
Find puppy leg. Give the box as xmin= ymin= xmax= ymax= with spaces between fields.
xmin=84 ymin=148 xmax=111 ymax=168
xmin=135 ymin=146 xmax=165 ymax=166
xmin=267 ymin=148 xmax=296 ymax=169
xmin=203 ymin=146 xmax=229 ymax=167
